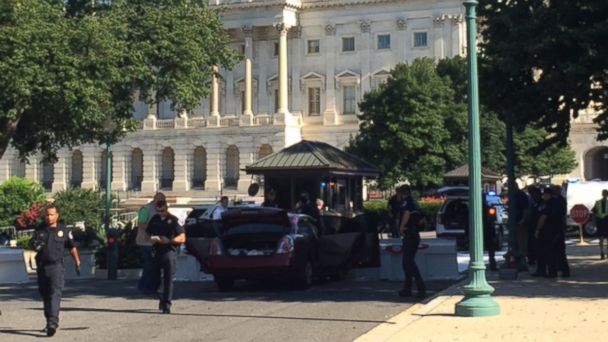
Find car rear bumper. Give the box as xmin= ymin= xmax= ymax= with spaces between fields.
xmin=207 ymin=254 xmax=296 ymax=278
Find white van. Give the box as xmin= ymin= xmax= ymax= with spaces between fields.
xmin=565 ymin=181 xmax=608 ymax=236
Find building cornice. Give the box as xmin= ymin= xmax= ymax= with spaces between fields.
xmin=210 ymin=0 xmax=419 ymax=11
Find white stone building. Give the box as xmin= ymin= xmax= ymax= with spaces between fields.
xmin=0 ymin=0 xmax=604 ymax=197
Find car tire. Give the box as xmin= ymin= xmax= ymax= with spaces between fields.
xmin=215 ymin=276 xmax=234 ymax=291
xmin=295 ymin=260 xmax=313 ymax=290
xmin=584 ymin=221 xmax=598 ymax=237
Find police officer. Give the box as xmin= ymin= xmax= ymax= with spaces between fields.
xmin=30 ymin=204 xmax=80 ymax=337
xmin=533 ymin=188 xmax=559 ymax=278
xmin=397 ymin=185 xmax=426 ymax=298
xmin=146 ymin=200 xmax=185 ymax=314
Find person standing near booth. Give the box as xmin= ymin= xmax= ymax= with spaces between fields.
xmin=397 ymin=185 xmax=426 ymax=298
xmin=592 ymin=189 xmax=608 ymax=260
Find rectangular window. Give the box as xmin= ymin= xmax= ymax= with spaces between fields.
xmin=377 ymin=34 xmax=391 ymax=50
xmin=414 ymin=32 xmax=428 ymax=47
xmin=342 ymin=37 xmax=355 ymax=52
xmin=307 ymin=39 xmax=320 ymax=54
xmin=308 ymin=87 xmax=321 ymax=116
xmin=343 ymin=86 xmax=356 ymax=114
xmin=273 ymin=42 xmax=279 ymax=56
xmin=241 ymin=91 xmax=245 ymax=113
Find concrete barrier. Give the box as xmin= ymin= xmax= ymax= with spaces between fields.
xmin=64 ymin=249 xmax=96 ymax=279
xmin=0 ymin=248 xmax=30 ymax=284
xmin=379 ymin=238 xmax=459 ymax=281
xmin=175 ymin=253 xmax=203 ymax=281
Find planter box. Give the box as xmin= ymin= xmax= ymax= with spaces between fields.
xmin=64 ymin=249 xmax=96 ymax=279
xmin=0 ymin=248 xmax=30 ymax=284
xmin=95 ymin=268 xmax=142 ymax=280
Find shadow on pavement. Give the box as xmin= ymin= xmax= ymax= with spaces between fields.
xmin=0 ymin=329 xmax=44 ymax=338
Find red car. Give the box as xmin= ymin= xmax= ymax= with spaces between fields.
xmin=206 ymin=207 xmax=373 ymax=291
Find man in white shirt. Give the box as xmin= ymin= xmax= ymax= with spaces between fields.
xmin=212 ymin=196 xmax=229 ymax=220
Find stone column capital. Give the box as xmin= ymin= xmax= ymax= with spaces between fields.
xmin=325 ymin=24 xmax=336 ymax=36
xmin=360 ymin=20 xmax=370 ymax=33
xmin=241 ymin=24 xmax=253 ymax=37
xmin=396 ymin=18 xmax=407 ymax=31
xmin=274 ymin=23 xmax=290 ymax=35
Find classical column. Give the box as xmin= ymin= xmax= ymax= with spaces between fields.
xmin=25 ymin=156 xmax=39 ymax=183
xmin=172 ymin=145 xmax=190 ymax=192
xmin=274 ymin=23 xmax=290 ymax=121
xmin=143 ymin=93 xmax=157 ymax=130
xmin=433 ymin=15 xmax=446 ymax=59
xmin=396 ymin=18 xmax=407 ymax=62
xmin=359 ymin=20 xmax=372 ymax=96
xmin=289 ymin=26 xmax=303 ymax=113
xmin=51 ymin=151 xmax=68 ymax=193
xmin=242 ymin=25 xmax=254 ymax=124
xmin=209 ymin=66 xmax=221 ymax=126
xmin=0 ymin=155 xmax=9 ymax=183
xmin=80 ymin=146 xmax=98 ymax=189
xmin=111 ymin=145 xmax=127 ymax=192
xmin=451 ymin=15 xmax=465 ymax=56
xmin=323 ymin=24 xmax=338 ymax=125
xmin=140 ymin=147 xmax=158 ymax=194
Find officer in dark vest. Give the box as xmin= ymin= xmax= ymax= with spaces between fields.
xmin=533 ymin=188 xmax=560 ymax=278
xmin=146 ymin=200 xmax=186 ymax=314
xmin=397 ymin=185 xmax=426 ymax=298
xmin=30 ymin=204 xmax=81 ymax=337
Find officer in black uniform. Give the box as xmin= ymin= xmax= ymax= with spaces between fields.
xmin=533 ymin=188 xmax=559 ymax=277
xmin=146 ymin=200 xmax=186 ymax=314
xmin=397 ymin=185 xmax=426 ymax=298
xmin=29 ymin=204 xmax=80 ymax=337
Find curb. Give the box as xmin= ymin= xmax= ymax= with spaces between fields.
xmin=355 ymin=275 xmax=468 ymax=342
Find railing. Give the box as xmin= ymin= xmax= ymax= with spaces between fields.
xmin=253 ymin=115 xmax=273 ymax=126
xmin=156 ymin=119 xmax=175 ymax=129
xmin=220 ymin=117 xmax=240 ymax=127
xmin=138 ymin=113 xmax=310 ymax=130
xmin=189 ymin=117 xmax=207 ymax=128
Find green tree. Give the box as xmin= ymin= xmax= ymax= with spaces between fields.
xmin=52 ymin=187 xmax=104 ymax=229
xmin=478 ymin=0 xmax=608 ymax=143
xmin=348 ymin=59 xmax=457 ymax=189
xmin=0 ymin=0 xmax=240 ymax=161
xmin=0 ymin=177 xmax=45 ymax=227
xmin=514 ymin=127 xmax=577 ymax=178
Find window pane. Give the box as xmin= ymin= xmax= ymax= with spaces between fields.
xmin=377 ymin=34 xmax=390 ymax=49
xmin=241 ymin=91 xmax=245 ymax=113
xmin=342 ymin=37 xmax=355 ymax=52
xmin=308 ymin=87 xmax=320 ymax=115
xmin=274 ymin=42 xmax=279 ymax=56
xmin=414 ymin=32 xmax=427 ymax=47
xmin=343 ymin=86 xmax=356 ymax=114
xmin=274 ymin=89 xmax=279 ymax=113
xmin=307 ymin=39 xmax=320 ymax=54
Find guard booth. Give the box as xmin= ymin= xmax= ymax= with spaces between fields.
xmin=245 ymin=140 xmax=381 ymax=267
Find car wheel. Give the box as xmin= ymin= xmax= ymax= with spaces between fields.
xmin=295 ymin=260 xmax=313 ymax=289
xmin=215 ymin=276 xmax=234 ymax=291
xmin=584 ymin=221 xmax=598 ymax=237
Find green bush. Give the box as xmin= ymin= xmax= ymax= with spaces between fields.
xmin=0 ymin=177 xmax=46 ymax=227
xmin=95 ymin=221 xmax=142 ymax=269
xmin=364 ymin=198 xmax=443 ymax=231
xmin=53 ymin=187 xmax=104 ymax=240
xmin=418 ymin=200 xmax=443 ymax=231
xmin=16 ymin=235 xmax=32 ymax=250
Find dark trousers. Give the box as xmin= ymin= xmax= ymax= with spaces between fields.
xmin=152 ymin=250 xmax=176 ymax=309
xmin=37 ymin=263 xmax=65 ymax=328
xmin=555 ymin=233 xmax=570 ymax=276
xmin=536 ymin=234 xmax=557 ymax=276
xmin=527 ymin=226 xmax=537 ymax=264
xmin=138 ymin=246 xmax=160 ymax=293
xmin=401 ymin=235 xmax=425 ymax=293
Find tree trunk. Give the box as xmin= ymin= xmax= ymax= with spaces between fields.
xmin=0 ymin=116 xmax=21 ymax=160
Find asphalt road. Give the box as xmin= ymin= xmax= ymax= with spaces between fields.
xmin=0 ymin=276 xmax=457 ymax=342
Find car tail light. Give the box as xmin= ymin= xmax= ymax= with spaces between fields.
xmin=209 ymin=238 xmax=223 ymax=256
xmin=276 ymin=235 xmax=294 ymax=254
xmin=488 ymin=207 xmax=496 ymax=218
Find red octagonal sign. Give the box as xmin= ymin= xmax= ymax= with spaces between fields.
xmin=570 ymin=204 xmax=590 ymax=224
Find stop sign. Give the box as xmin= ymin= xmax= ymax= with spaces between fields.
xmin=570 ymin=204 xmax=590 ymax=224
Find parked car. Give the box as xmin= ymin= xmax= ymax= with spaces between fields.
xmin=183 ymin=205 xmax=217 ymax=273
xmin=435 ymin=189 xmax=504 ymax=249
xmin=203 ymin=207 xmax=377 ymax=291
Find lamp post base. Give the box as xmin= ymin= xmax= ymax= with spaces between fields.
xmin=455 ymin=295 xmax=500 ymax=317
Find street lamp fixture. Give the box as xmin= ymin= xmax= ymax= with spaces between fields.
xmin=454 ymin=0 xmax=500 ymax=317
xmin=103 ymin=117 xmax=118 ymax=280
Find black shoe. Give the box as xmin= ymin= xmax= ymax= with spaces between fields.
xmin=162 ymin=308 xmax=171 ymax=314
xmin=398 ymin=289 xmax=412 ymax=297
xmin=601 ymin=253 xmax=605 ymax=260
xmin=46 ymin=326 xmax=56 ymax=337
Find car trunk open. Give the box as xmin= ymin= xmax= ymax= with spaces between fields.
xmin=220 ymin=209 xmax=292 ymax=256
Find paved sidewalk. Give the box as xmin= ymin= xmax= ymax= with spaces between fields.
xmin=357 ymin=242 xmax=608 ymax=342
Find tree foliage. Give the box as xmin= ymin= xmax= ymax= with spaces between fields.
xmin=348 ymin=59 xmax=458 ymax=189
xmin=478 ymin=0 xmax=608 ymax=143
xmin=0 ymin=0 xmax=240 ymax=161
xmin=52 ymin=187 xmax=105 ymax=229
xmin=0 ymin=177 xmax=45 ymax=227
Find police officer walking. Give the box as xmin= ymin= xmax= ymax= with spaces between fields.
xmin=30 ymin=204 xmax=80 ymax=337
xmin=592 ymin=189 xmax=608 ymax=260
xmin=146 ymin=200 xmax=186 ymax=314
xmin=533 ymin=188 xmax=559 ymax=278
xmin=397 ymin=185 xmax=426 ymax=298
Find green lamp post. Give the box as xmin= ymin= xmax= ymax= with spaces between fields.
xmin=454 ymin=0 xmax=500 ymax=317
xmin=103 ymin=118 xmax=118 ymax=280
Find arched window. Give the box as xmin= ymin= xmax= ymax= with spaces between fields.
xmin=41 ymin=160 xmax=54 ymax=192
xmin=192 ymin=146 xmax=207 ymax=189
xmin=11 ymin=158 xmax=26 ymax=178
xmin=258 ymin=144 xmax=273 ymax=160
xmin=71 ymin=150 xmax=83 ymax=188
xmin=131 ymin=148 xmax=144 ymax=190
xmin=224 ymin=145 xmax=239 ymax=188
xmin=160 ymin=147 xmax=175 ymax=190
xmin=584 ymin=146 xmax=608 ymax=181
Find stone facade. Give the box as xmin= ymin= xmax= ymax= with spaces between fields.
xmin=0 ymin=0 xmax=603 ymax=196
